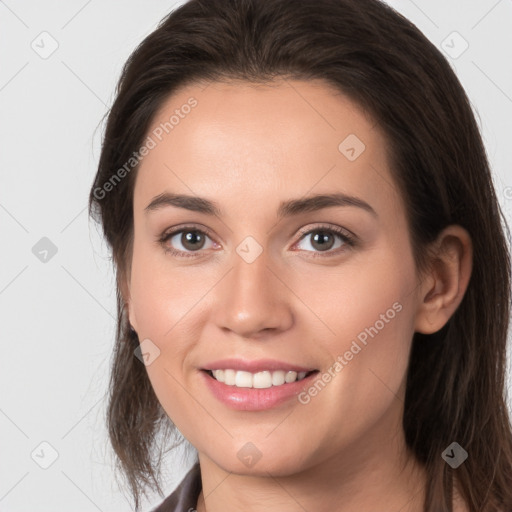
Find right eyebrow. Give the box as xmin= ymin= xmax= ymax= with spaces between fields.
xmin=145 ymin=192 xmax=222 ymax=216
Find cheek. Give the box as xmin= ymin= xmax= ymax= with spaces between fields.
xmin=294 ymin=246 xmax=415 ymax=352
xmin=128 ymin=246 xmax=206 ymax=433
xmin=129 ymin=241 xmax=202 ymax=339
xmin=303 ymin=244 xmax=417 ymax=399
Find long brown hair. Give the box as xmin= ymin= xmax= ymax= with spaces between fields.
xmin=88 ymin=0 xmax=512 ymax=510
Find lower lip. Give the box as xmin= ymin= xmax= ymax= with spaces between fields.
xmin=200 ymin=370 xmax=319 ymax=411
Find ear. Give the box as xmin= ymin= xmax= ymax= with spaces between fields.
xmin=414 ymin=225 xmax=473 ymax=334
xmin=118 ymin=268 xmax=138 ymax=332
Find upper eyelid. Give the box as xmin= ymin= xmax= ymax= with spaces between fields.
xmin=161 ymin=223 xmax=350 ymax=238
xmin=295 ymin=224 xmax=354 ymax=239
xmin=161 ymin=224 xmax=216 ymax=242
xmin=161 ymin=223 xmax=354 ymax=249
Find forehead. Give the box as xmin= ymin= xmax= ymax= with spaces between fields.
xmin=134 ymin=79 xmax=402 ymax=222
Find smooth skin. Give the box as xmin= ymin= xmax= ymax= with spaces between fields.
xmin=124 ymin=79 xmax=472 ymax=512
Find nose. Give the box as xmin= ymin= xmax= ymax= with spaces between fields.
xmin=211 ymin=247 xmax=294 ymax=339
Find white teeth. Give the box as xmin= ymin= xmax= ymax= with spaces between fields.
xmin=235 ymin=371 xmax=253 ymax=388
xmin=271 ymin=371 xmax=285 ymax=386
xmin=210 ymin=369 xmax=311 ymax=388
xmin=285 ymin=371 xmax=298 ymax=383
xmin=213 ymin=369 xmax=225 ymax=383
xmin=223 ymin=369 xmax=236 ymax=385
xmin=253 ymin=371 xmax=272 ymax=389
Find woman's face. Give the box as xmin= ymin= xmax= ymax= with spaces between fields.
xmin=127 ymin=79 xmax=424 ymax=476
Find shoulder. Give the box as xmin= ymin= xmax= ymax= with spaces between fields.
xmin=151 ymin=463 xmax=202 ymax=512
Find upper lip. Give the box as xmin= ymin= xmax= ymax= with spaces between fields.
xmin=201 ymin=358 xmax=317 ymax=373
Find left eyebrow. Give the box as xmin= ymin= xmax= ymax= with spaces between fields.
xmin=277 ymin=192 xmax=377 ymax=218
xmin=144 ymin=192 xmax=377 ymax=218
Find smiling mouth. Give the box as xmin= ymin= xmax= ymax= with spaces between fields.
xmin=203 ymin=369 xmax=319 ymax=389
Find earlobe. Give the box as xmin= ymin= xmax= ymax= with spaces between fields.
xmin=119 ymin=273 xmax=138 ymax=332
xmin=127 ymin=299 xmax=138 ymax=332
xmin=414 ymin=225 xmax=473 ymax=335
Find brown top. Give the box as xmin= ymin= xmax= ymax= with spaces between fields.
xmin=151 ymin=463 xmax=202 ymax=512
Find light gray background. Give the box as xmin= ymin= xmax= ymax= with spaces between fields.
xmin=1 ymin=1 xmax=511 ymax=511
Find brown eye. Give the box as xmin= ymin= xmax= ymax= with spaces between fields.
xmin=179 ymin=230 xmax=206 ymax=251
xmin=159 ymin=226 xmax=217 ymax=258
xmin=293 ymin=225 xmax=356 ymax=257
xmin=309 ymin=230 xmax=336 ymax=251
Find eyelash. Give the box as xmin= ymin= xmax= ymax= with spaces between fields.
xmin=158 ymin=223 xmax=357 ymax=259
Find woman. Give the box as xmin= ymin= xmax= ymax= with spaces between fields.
xmin=88 ymin=0 xmax=512 ymax=510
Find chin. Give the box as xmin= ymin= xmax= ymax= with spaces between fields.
xmin=207 ymin=449 xmax=311 ymax=478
